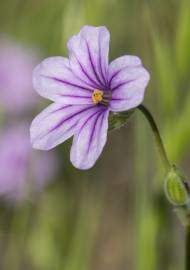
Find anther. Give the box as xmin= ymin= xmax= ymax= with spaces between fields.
xmin=92 ymin=89 xmax=103 ymax=104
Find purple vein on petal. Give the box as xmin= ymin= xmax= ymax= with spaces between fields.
xmin=98 ymin=34 xmax=107 ymax=87
xmin=109 ymin=65 xmax=142 ymax=88
xmin=49 ymin=104 xmax=72 ymax=115
xmin=111 ymin=97 xmax=131 ymax=101
xmin=34 ymin=106 xmax=96 ymax=143
xmin=49 ymin=106 xmax=95 ymax=133
xmin=74 ymin=55 xmax=103 ymax=90
xmin=109 ymin=68 xmax=123 ymax=88
xmin=87 ymin=111 xmax=104 ymax=153
xmin=36 ymin=105 xmax=72 ymax=124
xmin=77 ymin=109 xmax=102 ymax=137
xmin=111 ymin=79 xmax=136 ymax=92
xmin=59 ymin=94 xmax=91 ymax=99
xmin=42 ymin=75 xmax=92 ymax=92
xmin=85 ymin=40 xmax=106 ymax=89
xmin=65 ymin=64 xmax=98 ymax=90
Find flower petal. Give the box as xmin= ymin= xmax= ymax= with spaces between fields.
xmin=67 ymin=26 xmax=110 ymax=89
xmin=70 ymin=107 xmax=109 ymax=169
xmin=30 ymin=103 xmax=97 ymax=150
xmin=108 ymin=56 xmax=150 ymax=112
xmin=33 ymin=57 xmax=94 ymax=104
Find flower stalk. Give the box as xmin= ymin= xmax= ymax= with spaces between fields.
xmin=137 ymin=104 xmax=171 ymax=171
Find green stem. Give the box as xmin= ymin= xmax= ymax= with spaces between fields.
xmin=138 ymin=104 xmax=171 ymax=171
xmin=186 ymin=226 xmax=190 ymax=270
xmin=138 ymin=104 xmax=190 ymax=269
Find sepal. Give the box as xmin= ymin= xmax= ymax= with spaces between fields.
xmin=108 ymin=109 xmax=135 ymax=132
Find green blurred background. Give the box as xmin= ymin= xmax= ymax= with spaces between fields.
xmin=0 ymin=0 xmax=190 ymax=269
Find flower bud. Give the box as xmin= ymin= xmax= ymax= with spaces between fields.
xmin=164 ymin=165 xmax=190 ymax=206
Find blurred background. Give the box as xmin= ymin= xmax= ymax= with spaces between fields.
xmin=0 ymin=0 xmax=190 ymax=269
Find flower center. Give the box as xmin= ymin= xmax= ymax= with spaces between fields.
xmin=92 ymin=89 xmax=103 ymax=104
xmin=92 ymin=89 xmax=111 ymax=106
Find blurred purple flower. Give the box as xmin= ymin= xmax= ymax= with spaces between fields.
xmin=0 ymin=38 xmax=38 ymax=114
xmin=31 ymin=26 xmax=150 ymax=169
xmin=0 ymin=124 xmax=57 ymax=204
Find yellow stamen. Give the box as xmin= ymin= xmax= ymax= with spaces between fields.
xmin=92 ymin=89 xmax=103 ymax=104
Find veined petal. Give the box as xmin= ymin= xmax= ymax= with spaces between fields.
xmin=67 ymin=26 xmax=110 ymax=89
xmin=108 ymin=56 xmax=150 ymax=112
xmin=108 ymin=55 xmax=142 ymax=85
xmin=33 ymin=57 xmax=94 ymax=104
xmin=30 ymin=103 xmax=97 ymax=150
xmin=70 ymin=107 xmax=109 ymax=169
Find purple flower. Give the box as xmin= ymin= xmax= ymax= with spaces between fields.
xmin=0 ymin=37 xmax=38 ymax=114
xmin=31 ymin=26 xmax=150 ymax=169
xmin=0 ymin=124 xmax=57 ymax=204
